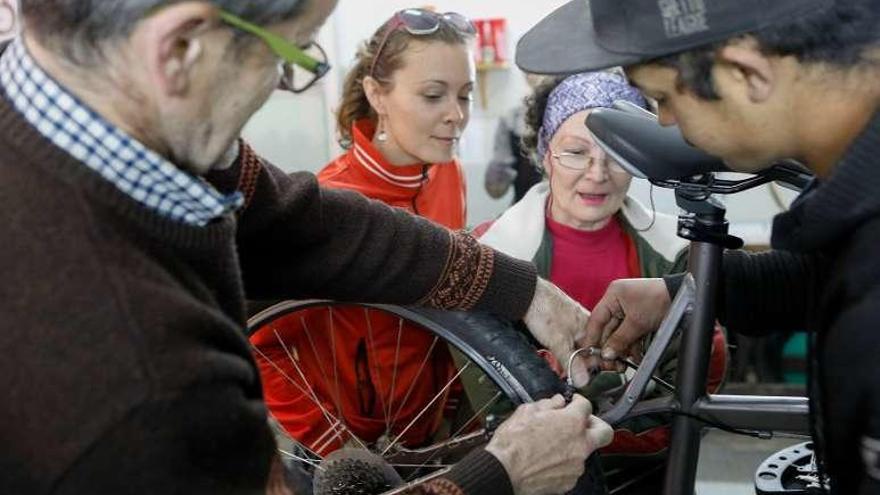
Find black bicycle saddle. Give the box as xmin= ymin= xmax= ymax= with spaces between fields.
xmin=586 ymin=104 xmax=730 ymax=180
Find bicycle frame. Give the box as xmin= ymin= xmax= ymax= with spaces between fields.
xmin=585 ymin=103 xmax=815 ymax=494
xmin=597 ymin=185 xmax=810 ymax=495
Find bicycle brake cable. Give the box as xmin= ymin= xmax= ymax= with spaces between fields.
xmin=567 ymin=347 xmax=793 ymax=441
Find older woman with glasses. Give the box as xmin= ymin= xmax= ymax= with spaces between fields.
xmin=475 ymin=71 xmax=729 ymax=494
xmin=250 ymin=7 xmax=479 ymax=455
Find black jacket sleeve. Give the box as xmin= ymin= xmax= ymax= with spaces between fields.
xmin=820 ymin=294 xmax=880 ymax=494
xmin=665 ymin=249 xmax=828 ymax=337
xmin=718 ymin=249 xmax=828 ymax=336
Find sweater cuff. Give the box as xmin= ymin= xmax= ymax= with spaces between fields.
xmin=445 ymin=448 xmax=514 ymax=495
xmin=474 ymin=250 xmax=537 ymax=321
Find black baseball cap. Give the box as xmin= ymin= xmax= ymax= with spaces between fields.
xmin=517 ymin=0 xmax=834 ymax=75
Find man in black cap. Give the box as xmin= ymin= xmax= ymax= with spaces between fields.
xmin=518 ymin=0 xmax=880 ymax=493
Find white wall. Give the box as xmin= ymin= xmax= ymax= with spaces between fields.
xmin=243 ymin=0 xmax=796 ymax=243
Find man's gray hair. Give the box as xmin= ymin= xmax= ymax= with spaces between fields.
xmin=20 ymin=0 xmax=307 ymax=63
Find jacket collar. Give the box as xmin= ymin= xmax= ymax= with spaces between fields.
xmin=479 ymin=181 xmax=686 ymax=262
xmin=773 ymin=110 xmax=880 ymax=252
xmin=349 ymin=120 xmax=430 ymax=191
xmin=0 ymin=37 xmax=241 ymax=226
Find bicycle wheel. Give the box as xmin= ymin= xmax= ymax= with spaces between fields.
xmin=247 ymin=300 xmax=564 ymax=481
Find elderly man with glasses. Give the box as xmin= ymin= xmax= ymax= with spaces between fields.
xmin=0 ymin=1 xmax=613 ymax=494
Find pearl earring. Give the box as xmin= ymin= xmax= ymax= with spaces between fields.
xmin=377 ymin=119 xmax=388 ymax=143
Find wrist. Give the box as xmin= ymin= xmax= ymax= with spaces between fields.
xmin=523 ymin=277 xmax=550 ymax=325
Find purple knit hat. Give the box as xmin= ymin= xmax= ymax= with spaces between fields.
xmin=536 ymin=71 xmax=646 ymax=160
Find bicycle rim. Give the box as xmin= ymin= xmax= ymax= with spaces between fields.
xmin=247 ymin=300 xmax=564 ymax=481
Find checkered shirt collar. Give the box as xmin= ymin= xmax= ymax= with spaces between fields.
xmin=0 ymin=38 xmax=242 ymax=226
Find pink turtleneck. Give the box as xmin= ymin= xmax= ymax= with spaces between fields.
xmin=546 ymin=215 xmax=639 ymax=311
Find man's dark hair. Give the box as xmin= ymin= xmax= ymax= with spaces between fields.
xmin=20 ymin=0 xmax=307 ymax=64
xmin=654 ymin=0 xmax=880 ymax=100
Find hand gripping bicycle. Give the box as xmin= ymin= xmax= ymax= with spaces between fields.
xmin=586 ymin=101 xmax=820 ymax=495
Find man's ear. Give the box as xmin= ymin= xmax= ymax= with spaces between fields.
xmin=716 ymin=38 xmax=776 ymax=103
xmin=135 ymin=2 xmax=217 ymax=96
xmin=362 ymin=76 xmax=387 ymax=116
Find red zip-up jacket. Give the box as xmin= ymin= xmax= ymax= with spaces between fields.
xmin=251 ymin=120 xmax=467 ymax=454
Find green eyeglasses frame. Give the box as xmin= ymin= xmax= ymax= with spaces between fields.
xmin=217 ymin=10 xmax=331 ymax=92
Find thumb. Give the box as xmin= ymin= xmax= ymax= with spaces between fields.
xmin=601 ymin=318 xmax=646 ymax=361
xmin=586 ymin=415 xmax=614 ymax=449
xmin=584 ymin=295 xmax=619 ymax=350
xmin=564 ymin=393 xmax=593 ymax=417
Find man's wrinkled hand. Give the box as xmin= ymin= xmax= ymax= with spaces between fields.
xmin=485 ymin=394 xmax=614 ymax=495
xmin=523 ymin=278 xmax=592 ymax=386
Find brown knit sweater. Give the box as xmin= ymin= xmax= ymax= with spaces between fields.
xmin=0 ymin=89 xmax=532 ymax=494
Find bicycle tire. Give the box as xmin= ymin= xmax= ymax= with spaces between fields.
xmin=246 ymin=300 xmax=565 ymax=406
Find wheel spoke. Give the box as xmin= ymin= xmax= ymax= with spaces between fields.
xmin=450 ymin=391 xmax=503 ymax=440
xmin=278 ymin=448 xmax=325 ymax=471
xmin=251 ymin=340 xmax=344 ymax=445
xmin=250 ymin=302 xmax=547 ymax=484
xmin=326 ymin=307 xmax=352 ymax=444
xmin=314 ymin=422 xmax=348 ymax=455
xmin=300 ymin=315 xmax=331 ymax=386
xmin=382 ymin=362 xmax=471 ymax=456
xmin=310 ymin=418 xmax=345 ymax=453
xmin=389 ymin=336 xmax=440 ymax=428
xmin=405 ymin=388 xmax=503 ymax=480
xmin=388 ymin=463 xmax=454 ymax=469
xmin=387 ymin=317 xmax=405 ymax=432
xmin=363 ymin=308 xmax=392 ymax=431
xmin=264 ymin=327 xmax=369 ymax=451
xmin=291 ymin=316 xmax=352 ymax=452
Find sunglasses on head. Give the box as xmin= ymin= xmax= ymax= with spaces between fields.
xmin=370 ymin=9 xmax=476 ymax=79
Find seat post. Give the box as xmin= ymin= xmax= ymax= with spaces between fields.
xmin=664 ymin=187 xmax=741 ymax=495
